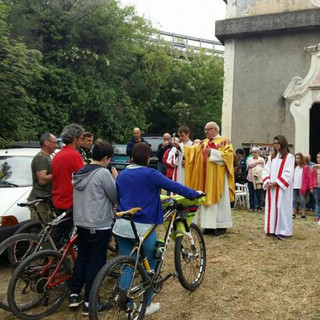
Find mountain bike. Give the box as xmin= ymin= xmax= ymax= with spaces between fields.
xmin=0 ymin=199 xmax=72 ymax=312
xmin=88 ymin=194 xmax=206 ymax=320
xmin=5 ymin=207 xmax=118 ymax=318
xmin=7 ymin=227 xmax=78 ymax=320
xmin=13 ymin=197 xmax=59 ymax=235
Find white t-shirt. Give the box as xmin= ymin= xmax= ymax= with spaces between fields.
xmin=293 ymin=166 xmax=303 ymax=189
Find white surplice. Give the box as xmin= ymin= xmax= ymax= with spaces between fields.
xmin=200 ymin=148 xmax=233 ymax=229
xmin=166 ymin=140 xmax=192 ymax=185
xmin=262 ymin=152 xmax=294 ymax=236
xmin=166 ymin=140 xmax=201 ymax=223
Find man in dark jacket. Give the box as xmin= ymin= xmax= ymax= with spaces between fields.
xmin=78 ymin=132 xmax=94 ymax=164
xmin=156 ymin=132 xmax=172 ymax=175
xmin=126 ymin=127 xmax=147 ymax=157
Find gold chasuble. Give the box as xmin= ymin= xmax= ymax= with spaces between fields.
xmin=184 ymin=137 xmax=235 ymax=206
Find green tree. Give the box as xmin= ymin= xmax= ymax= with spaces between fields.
xmin=148 ymin=50 xmax=224 ymax=139
xmin=0 ymin=4 xmax=44 ymax=147
xmin=0 ymin=0 xmax=224 ymax=145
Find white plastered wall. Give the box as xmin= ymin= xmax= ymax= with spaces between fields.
xmin=220 ymin=0 xmax=236 ymax=138
xmin=283 ymin=44 xmax=320 ymax=154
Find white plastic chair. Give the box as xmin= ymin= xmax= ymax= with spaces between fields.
xmin=234 ymin=183 xmax=250 ymax=209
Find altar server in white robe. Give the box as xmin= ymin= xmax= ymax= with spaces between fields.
xmin=170 ymin=126 xmax=193 ymax=185
xmin=262 ymin=135 xmax=294 ymax=240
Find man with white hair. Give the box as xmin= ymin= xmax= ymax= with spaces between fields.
xmin=184 ymin=122 xmax=235 ymax=236
xmin=247 ymin=147 xmax=265 ymax=212
xmin=156 ymin=132 xmax=172 ymax=175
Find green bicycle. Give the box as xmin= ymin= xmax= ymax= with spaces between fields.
xmin=89 ymin=194 xmax=207 ymax=320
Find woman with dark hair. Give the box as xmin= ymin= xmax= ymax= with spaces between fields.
xmin=262 ymin=135 xmax=295 ymax=240
xmin=112 ymin=142 xmax=202 ymax=316
xmin=292 ymin=153 xmax=309 ymax=219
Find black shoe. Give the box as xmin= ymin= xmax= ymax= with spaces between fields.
xmin=202 ymin=228 xmax=216 ymax=235
xmin=82 ymin=301 xmax=111 ymax=316
xmin=277 ymin=235 xmax=287 ymax=241
xmin=69 ymin=294 xmax=83 ymax=308
xmin=82 ymin=303 xmax=89 ymax=316
xmin=215 ymin=228 xmax=227 ymax=237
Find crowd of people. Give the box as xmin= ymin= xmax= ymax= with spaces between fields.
xmin=27 ymin=121 xmax=320 ymax=316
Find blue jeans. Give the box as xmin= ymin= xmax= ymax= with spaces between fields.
xmin=293 ymin=189 xmax=306 ymax=209
xmin=248 ymin=181 xmax=262 ymax=210
xmin=69 ymin=227 xmax=111 ymax=302
xmin=307 ymin=192 xmax=315 ymax=210
xmin=157 ymin=162 xmax=166 ymax=175
xmin=314 ymin=188 xmax=320 ymax=219
xmin=115 ymin=232 xmax=157 ymax=305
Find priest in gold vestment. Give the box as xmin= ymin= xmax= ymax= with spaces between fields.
xmin=184 ymin=122 xmax=234 ymax=235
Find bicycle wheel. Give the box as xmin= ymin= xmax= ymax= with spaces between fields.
xmin=8 ymin=249 xmax=71 ymax=320
xmin=0 ymin=233 xmax=51 ymax=311
xmin=14 ymin=220 xmax=42 ymax=235
xmin=174 ymin=223 xmax=206 ymax=291
xmin=89 ymin=255 xmax=149 ymax=320
xmin=7 ymin=233 xmax=52 ymax=267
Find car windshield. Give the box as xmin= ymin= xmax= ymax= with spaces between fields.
xmin=113 ymin=145 xmax=127 ymax=155
xmin=0 ymin=156 xmax=33 ymax=187
xmin=144 ymin=138 xmax=162 ymax=152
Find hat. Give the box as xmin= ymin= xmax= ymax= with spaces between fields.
xmin=251 ymin=146 xmax=260 ymax=152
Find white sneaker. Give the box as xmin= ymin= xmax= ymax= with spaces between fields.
xmin=145 ymin=302 xmax=161 ymax=316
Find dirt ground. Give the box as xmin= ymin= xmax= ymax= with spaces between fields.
xmin=1 ymin=209 xmax=320 ymax=320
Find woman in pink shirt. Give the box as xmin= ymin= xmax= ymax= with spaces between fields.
xmin=292 ymin=153 xmax=309 ymax=219
xmin=310 ymin=152 xmax=320 ymax=221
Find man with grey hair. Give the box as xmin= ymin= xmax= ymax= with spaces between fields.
xmin=52 ymin=123 xmax=84 ymax=212
xmin=184 ymin=121 xmax=235 ymax=236
xmin=28 ymin=132 xmax=57 ymax=222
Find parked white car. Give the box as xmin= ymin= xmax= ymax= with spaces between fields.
xmin=0 ymin=148 xmax=39 ymax=243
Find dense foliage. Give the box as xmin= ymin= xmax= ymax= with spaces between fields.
xmin=0 ymin=0 xmax=223 ymax=146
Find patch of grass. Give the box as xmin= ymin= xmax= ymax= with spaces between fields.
xmin=1 ymin=209 xmax=320 ymax=320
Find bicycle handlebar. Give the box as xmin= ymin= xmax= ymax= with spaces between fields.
xmin=18 ymin=196 xmax=54 ymax=208
xmin=18 ymin=199 xmax=44 ymax=207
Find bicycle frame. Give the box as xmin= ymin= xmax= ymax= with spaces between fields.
xmin=17 ymin=199 xmax=74 ymax=253
xmin=123 ymin=199 xmax=193 ymax=296
xmin=40 ymin=232 xmax=78 ymax=289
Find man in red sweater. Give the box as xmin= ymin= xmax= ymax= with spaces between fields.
xmin=52 ymin=123 xmax=84 ymax=245
xmin=52 ymin=123 xmax=85 ymax=211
